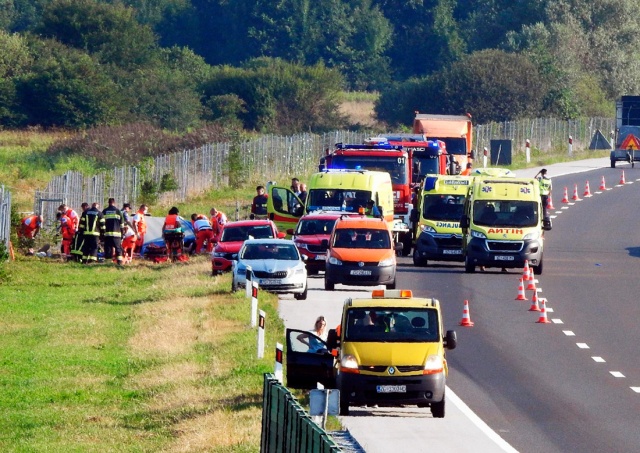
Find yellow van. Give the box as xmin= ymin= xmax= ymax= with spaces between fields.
xmin=267 ymin=169 xmax=394 ymax=234
xmin=284 ymin=289 xmax=458 ymax=418
xmin=412 ymin=174 xmax=473 ymax=266
xmin=460 ymin=176 xmax=550 ymax=273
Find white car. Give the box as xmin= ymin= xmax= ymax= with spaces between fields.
xmin=232 ymin=239 xmax=308 ymax=300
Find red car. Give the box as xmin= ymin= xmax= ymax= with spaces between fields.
xmin=288 ymin=212 xmax=341 ymax=275
xmin=211 ymin=220 xmax=284 ymax=275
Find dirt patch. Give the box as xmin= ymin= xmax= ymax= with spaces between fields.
xmin=340 ymin=100 xmax=382 ymax=128
xmin=132 ymin=362 xmax=204 ymax=390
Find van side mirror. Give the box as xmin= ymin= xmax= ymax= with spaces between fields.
xmin=444 ymin=330 xmax=457 ymax=350
xmin=460 ymin=215 xmax=470 ymax=229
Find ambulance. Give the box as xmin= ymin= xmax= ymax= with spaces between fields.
xmin=412 ymin=174 xmax=474 ymax=267
xmin=460 ymin=175 xmax=551 ymax=273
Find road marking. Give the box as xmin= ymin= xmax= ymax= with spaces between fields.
xmin=576 ymin=343 xmax=589 ymax=349
xmin=631 ymin=387 xmax=640 ymax=393
xmin=546 ymin=307 xmax=554 ymax=312
xmin=610 ymin=371 xmax=625 ymax=378
xmin=592 ymin=356 xmax=606 ymax=363
xmin=551 ymin=318 xmax=563 ymax=324
xmin=563 ymin=330 xmax=575 ymax=336
xmin=446 ymin=387 xmax=519 ymax=452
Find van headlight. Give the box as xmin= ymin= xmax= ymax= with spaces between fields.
xmin=524 ymin=231 xmax=540 ymax=240
xmin=340 ymin=354 xmax=359 ymax=373
xmin=420 ymin=225 xmax=436 ymax=234
xmin=471 ymin=230 xmax=486 ymax=239
xmin=378 ymin=257 xmax=394 ymax=267
xmin=423 ymin=354 xmax=444 ymax=374
xmin=328 ymin=256 xmax=342 ymax=265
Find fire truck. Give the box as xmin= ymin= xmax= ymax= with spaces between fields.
xmin=319 ymin=138 xmax=450 ymax=255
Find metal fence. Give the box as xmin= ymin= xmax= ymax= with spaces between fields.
xmin=261 ymin=374 xmax=341 ymax=453
xmin=33 ymin=118 xmax=614 ymax=228
xmin=0 ymin=185 xmax=11 ymax=250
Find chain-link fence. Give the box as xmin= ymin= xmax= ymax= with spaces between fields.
xmin=0 ymin=185 xmax=11 ymax=250
xmin=33 ymin=119 xmax=613 ymax=228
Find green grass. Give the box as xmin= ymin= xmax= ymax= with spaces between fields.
xmin=0 ymin=256 xmax=283 ymax=452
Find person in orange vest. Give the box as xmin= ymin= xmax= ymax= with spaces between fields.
xmin=58 ymin=204 xmax=79 ymax=230
xmin=132 ymin=204 xmax=148 ymax=253
xmin=56 ymin=211 xmax=76 ymax=259
xmin=460 ymin=162 xmax=473 ymax=176
xmin=18 ymin=214 xmax=43 ymax=239
xmin=121 ymin=224 xmax=136 ymax=263
xmin=162 ymin=207 xmax=185 ymax=259
xmin=210 ymin=207 xmax=228 ymax=244
xmin=192 ymin=213 xmax=214 ymax=254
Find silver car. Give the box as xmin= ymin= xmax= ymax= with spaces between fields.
xmin=232 ymin=239 xmax=308 ymax=300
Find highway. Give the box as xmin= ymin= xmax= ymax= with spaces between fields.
xmin=278 ymin=158 xmax=640 ymax=453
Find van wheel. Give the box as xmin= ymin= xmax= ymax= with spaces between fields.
xmin=413 ymin=249 xmax=427 ymax=267
xmin=294 ymin=286 xmax=308 ymax=300
xmin=464 ymin=257 xmax=475 ymax=273
xmin=339 ymin=395 xmax=350 ymax=416
xmin=532 ymin=259 xmax=543 ymax=275
xmin=325 ymin=279 xmax=335 ymax=291
xmin=431 ymin=397 xmax=445 ymax=418
xmin=386 ymin=279 xmax=396 ymax=290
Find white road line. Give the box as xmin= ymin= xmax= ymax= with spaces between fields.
xmin=610 ymin=371 xmax=625 ymax=378
xmin=563 ymin=330 xmax=575 ymax=336
xmin=546 ymin=307 xmax=554 ymax=312
xmin=631 ymin=387 xmax=640 ymax=393
xmin=592 ymin=357 xmax=606 ymax=363
xmin=446 ymin=387 xmax=519 ymax=453
xmin=551 ymin=318 xmax=563 ymax=324
xmin=576 ymin=343 xmax=589 ymax=349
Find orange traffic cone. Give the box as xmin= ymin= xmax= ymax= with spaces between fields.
xmin=459 ymin=300 xmax=474 ymax=327
xmin=572 ymin=183 xmax=581 ymax=201
xmin=522 ymin=260 xmax=530 ymax=281
xmin=561 ymin=187 xmax=569 ymax=203
xmin=536 ymin=298 xmax=551 ymax=324
xmin=526 ymin=268 xmax=536 ymax=290
xmin=515 ymin=278 xmax=528 ymax=301
xmin=528 ymin=288 xmax=541 ymax=311
xmin=546 ymin=192 xmax=555 ymax=210
xmin=620 ymin=170 xmax=626 ymax=185
xmin=583 ymin=180 xmax=592 ymax=197
xmin=599 ymin=176 xmax=607 ymax=191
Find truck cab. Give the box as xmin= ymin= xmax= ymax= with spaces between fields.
xmin=413 ymin=113 xmax=474 ymax=172
xmin=285 ymin=289 xmax=457 ymax=418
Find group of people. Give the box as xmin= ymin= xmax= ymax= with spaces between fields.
xmin=250 ymin=177 xmax=307 ymax=219
xmin=178 ymin=207 xmax=228 ymax=254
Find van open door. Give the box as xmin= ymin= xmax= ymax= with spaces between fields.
xmin=266 ymin=184 xmax=304 ymax=235
xmin=285 ymin=328 xmax=336 ymax=389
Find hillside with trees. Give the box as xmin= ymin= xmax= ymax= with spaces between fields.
xmin=1 ymin=0 xmax=638 ymax=136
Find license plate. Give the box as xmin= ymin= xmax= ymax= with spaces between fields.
xmin=494 ymin=255 xmax=515 ymax=261
xmin=443 ymin=249 xmax=462 ymax=255
xmin=376 ymin=385 xmax=406 ymax=393
xmin=350 ymin=269 xmax=372 ymax=276
xmin=260 ymin=278 xmax=282 ymax=285
xmin=315 ymin=255 xmax=326 ymax=260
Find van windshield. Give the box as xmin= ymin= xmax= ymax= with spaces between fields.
xmin=332 ymin=228 xmax=391 ymax=249
xmin=344 ymin=308 xmax=439 ymax=342
xmin=306 ymin=189 xmax=372 ymax=212
xmin=329 ymin=156 xmax=408 ymax=184
xmin=422 ymin=195 xmax=465 ymax=221
xmin=473 ymin=200 xmax=538 ymax=227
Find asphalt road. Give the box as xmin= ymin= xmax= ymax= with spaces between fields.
xmin=279 ymin=158 xmax=640 ymax=453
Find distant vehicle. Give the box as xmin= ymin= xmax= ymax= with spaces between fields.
xmin=611 ymin=96 xmax=640 ymax=168
xmin=413 ymin=113 xmax=474 ymax=171
xmin=211 ymin=220 xmax=284 ymax=275
xmin=231 ymin=239 xmax=308 ymax=300
xmin=288 ymin=212 xmax=341 ymax=275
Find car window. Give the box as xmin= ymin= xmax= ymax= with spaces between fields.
xmin=242 ymin=243 xmax=299 ymax=260
xmin=332 ymin=228 xmax=390 ymax=249
xmin=221 ymin=227 xmax=246 ymax=242
xmin=248 ymin=225 xmax=275 ymax=239
xmin=344 ymin=308 xmax=439 ymax=342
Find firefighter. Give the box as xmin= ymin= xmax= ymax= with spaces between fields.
xmin=79 ymin=202 xmax=105 ymax=264
xmin=18 ymin=214 xmax=43 ymax=239
xmin=102 ymin=198 xmax=125 ymax=265
xmin=250 ymin=185 xmax=269 ymax=219
xmin=70 ymin=203 xmax=89 ymax=262
xmin=56 ymin=211 xmax=76 ymax=259
xmin=132 ymin=204 xmax=148 ymax=254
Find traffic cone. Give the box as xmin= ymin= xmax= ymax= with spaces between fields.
xmin=546 ymin=192 xmax=555 ymax=210
xmin=522 ymin=260 xmax=530 ymax=281
xmin=583 ymin=180 xmax=592 ymax=197
xmin=536 ymin=298 xmax=552 ymax=324
xmin=620 ymin=170 xmax=626 ymax=185
xmin=515 ymin=278 xmax=528 ymax=301
xmin=599 ymin=176 xmax=607 ymax=191
xmin=459 ymin=300 xmax=474 ymax=327
xmin=572 ymin=183 xmax=581 ymax=201
xmin=561 ymin=187 xmax=569 ymax=203
xmin=526 ymin=268 xmax=536 ymax=290
xmin=528 ymin=288 xmax=541 ymax=311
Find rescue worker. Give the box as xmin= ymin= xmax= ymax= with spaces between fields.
xmin=251 ymin=185 xmax=269 ymax=219
xmin=122 ymin=203 xmax=137 ymax=232
xmin=460 ymin=162 xmax=473 ymax=176
xmin=102 ymin=198 xmax=125 ymax=265
xmin=162 ymin=207 xmax=185 ymax=259
xmin=79 ymin=202 xmax=105 ymax=264
xmin=58 ymin=204 xmax=79 ymax=230
xmin=210 ymin=207 xmax=228 ymax=244
xmin=18 ymin=214 xmax=43 ymax=239
xmin=290 ymin=178 xmax=302 ymax=196
xmin=535 ymin=168 xmax=552 ymax=219
xmin=56 ymin=211 xmax=76 ymax=259
xmin=192 ymin=213 xmax=214 ymax=254
xmin=132 ymin=204 xmax=148 ymax=253
xmin=70 ymin=203 xmax=89 ymax=262
xmin=121 ymin=224 xmax=136 ymax=263
xmin=298 ymin=183 xmax=308 ymax=204
xmin=364 ymin=200 xmax=382 ymax=218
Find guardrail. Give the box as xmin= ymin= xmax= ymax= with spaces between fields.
xmin=261 ymin=374 xmax=341 ymax=453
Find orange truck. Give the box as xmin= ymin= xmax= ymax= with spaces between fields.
xmin=413 ymin=113 xmax=474 ymax=173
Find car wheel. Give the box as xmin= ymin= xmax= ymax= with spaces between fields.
xmin=294 ymin=286 xmax=308 ymax=300
xmin=324 ymin=279 xmax=334 ymax=291
xmin=532 ymin=258 xmax=543 ymax=275
xmin=386 ymin=279 xmax=396 ymax=290
xmin=413 ymin=249 xmax=427 ymax=267
xmin=431 ymin=396 xmax=445 ymax=418
xmin=339 ymin=394 xmax=350 ymax=416
xmin=464 ymin=256 xmax=475 ymax=273
xmin=307 ymin=268 xmax=318 ymax=276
